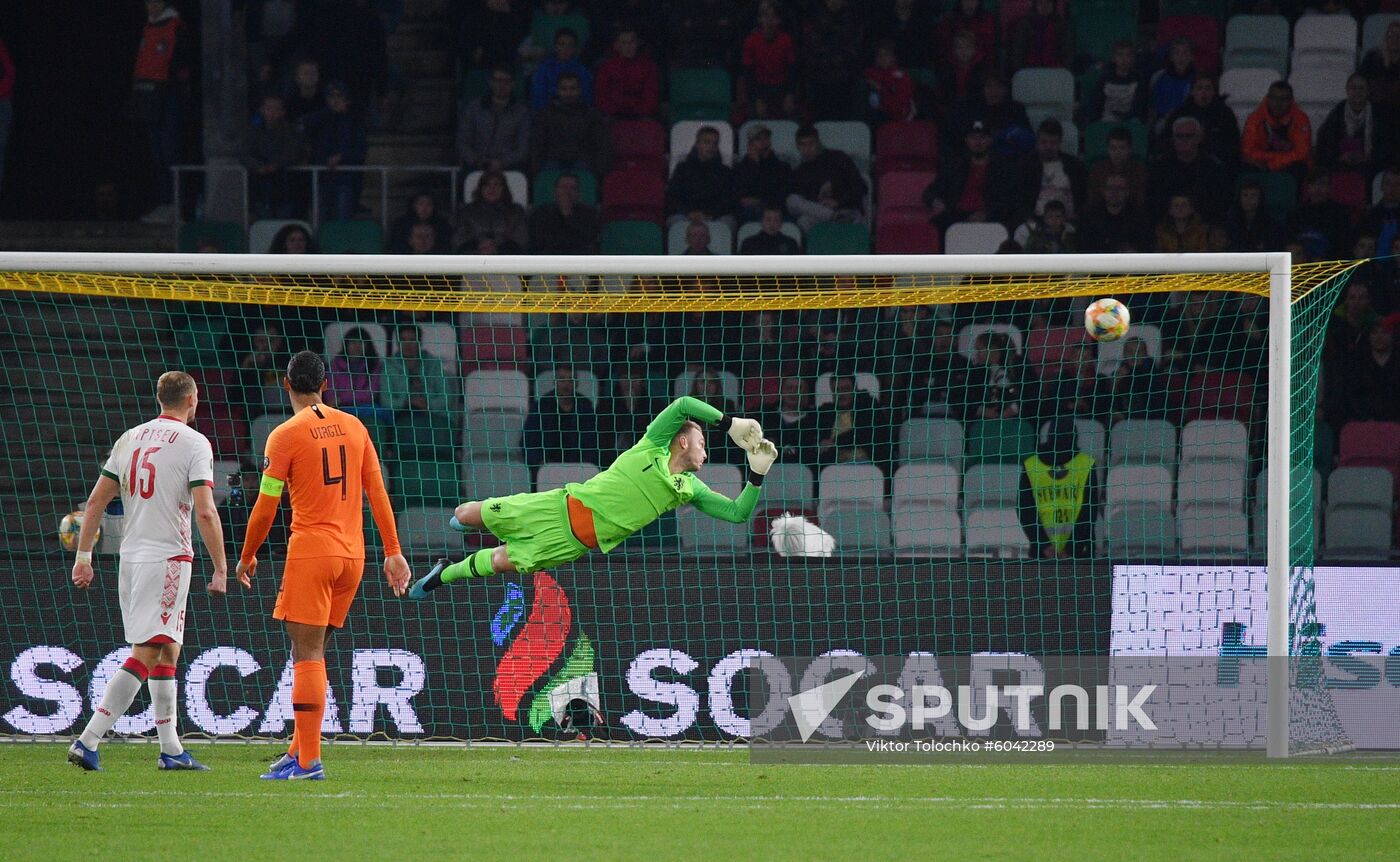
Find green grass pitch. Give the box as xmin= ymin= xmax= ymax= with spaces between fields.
xmin=3 ymin=743 xmax=1397 ymax=860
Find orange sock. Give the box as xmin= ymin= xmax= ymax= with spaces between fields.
xmin=291 ymin=659 xmax=327 ymax=769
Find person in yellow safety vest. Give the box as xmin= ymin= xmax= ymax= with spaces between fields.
xmin=1018 ymin=418 xmax=1100 ymax=559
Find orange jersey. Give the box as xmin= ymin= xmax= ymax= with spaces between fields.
xmin=245 ymin=403 xmax=400 ymax=562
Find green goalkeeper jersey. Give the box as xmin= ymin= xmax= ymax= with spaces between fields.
xmin=565 ymin=396 xmax=762 ymax=552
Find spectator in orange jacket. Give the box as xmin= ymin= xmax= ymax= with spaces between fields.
xmin=1241 ymin=80 xmax=1311 ymax=185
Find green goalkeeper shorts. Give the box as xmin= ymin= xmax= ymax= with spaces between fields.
xmin=479 ymin=488 xmax=591 ymax=574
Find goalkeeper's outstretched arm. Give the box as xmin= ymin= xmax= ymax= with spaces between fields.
xmin=643 ymin=396 xmax=764 ymax=451
xmin=689 ymin=438 xmax=780 ymax=524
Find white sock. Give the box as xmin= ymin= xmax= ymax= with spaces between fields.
xmin=149 ymin=669 xmax=183 ymax=756
xmin=78 ymin=659 xmax=147 ymax=750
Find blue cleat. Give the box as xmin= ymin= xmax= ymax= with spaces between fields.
xmin=448 ymin=514 xmax=467 ymax=533
xmin=264 ymin=758 xmax=325 ymax=781
xmin=157 ymin=751 xmax=210 ymax=771
xmin=408 ymin=559 xmax=450 ymax=601
xmin=259 ymin=751 xmax=297 ymax=780
xmin=67 ymin=740 xmax=102 ymax=772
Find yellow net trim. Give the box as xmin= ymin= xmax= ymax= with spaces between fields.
xmin=0 ymin=260 xmax=1361 ymax=313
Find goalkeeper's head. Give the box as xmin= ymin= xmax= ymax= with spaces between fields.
xmin=669 ymin=420 xmax=708 ymax=472
xmin=285 ymin=350 xmax=327 ymax=397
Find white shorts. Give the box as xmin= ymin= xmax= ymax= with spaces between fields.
xmin=118 ymin=557 xmax=191 ymax=644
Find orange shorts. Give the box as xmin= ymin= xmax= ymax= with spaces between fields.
xmin=273 ymin=556 xmax=365 ymax=628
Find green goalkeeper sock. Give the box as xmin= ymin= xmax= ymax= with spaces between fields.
xmin=441 ymin=548 xmax=497 ymax=584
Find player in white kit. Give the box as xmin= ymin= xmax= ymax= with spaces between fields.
xmin=67 ymin=371 xmax=230 ymax=772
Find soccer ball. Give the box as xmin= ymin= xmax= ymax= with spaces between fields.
xmin=58 ymin=511 xmax=98 ymax=552
xmin=1084 ymin=298 xmax=1131 ymax=342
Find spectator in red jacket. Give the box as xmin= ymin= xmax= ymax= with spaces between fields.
xmin=741 ymin=2 xmax=798 ymax=119
xmin=0 ymin=35 xmax=13 ymax=195
xmin=1242 ymin=80 xmax=1312 ymax=185
xmin=864 ymin=40 xmax=915 ymax=123
xmin=595 ymin=25 xmax=659 ymax=118
xmin=132 ymin=0 xmax=196 ymax=215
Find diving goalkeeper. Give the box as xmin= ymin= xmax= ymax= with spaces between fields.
xmin=409 ymin=396 xmax=777 ymax=598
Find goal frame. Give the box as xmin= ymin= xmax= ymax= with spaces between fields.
xmin=0 ymin=250 xmax=1295 ymax=756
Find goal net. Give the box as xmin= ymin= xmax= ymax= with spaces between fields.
xmin=0 ymin=253 xmax=1360 ymax=753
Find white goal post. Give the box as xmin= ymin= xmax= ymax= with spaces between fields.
xmin=0 ymin=250 xmax=1296 ymax=755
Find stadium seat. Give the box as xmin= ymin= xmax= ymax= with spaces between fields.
xmin=393 ymin=411 xmax=458 ymax=461
xmin=735 ymin=220 xmax=803 ymax=251
xmin=1330 ymin=171 xmax=1368 ymax=219
xmin=461 ymin=410 xmax=527 ymax=463
xmin=1338 ymin=421 xmax=1400 ymax=489
xmin=529 ymin=12 xmax=590 ymax=59
xmin=1223 ymin=16 xmax=1290 ymax=75
xmin=1314 ymin=419 xmax=1338 ymax=480
xmin=463 ymin=170 xmax=529 ymax=207
xmin=1364 ymin=13 xmax=1400 ymax=54
xmin=1158 ymin=15 xmax=1223 ymax=75
xmin=891 ymin=462 xmax=960 ymax=512
xmin=666 ymin=219 xmax=733 ymax=254
xmin=1178 ymin=461 xmax=1246 ymax=511
xmin=1253 ymin=468 xmax=1322 ymax=554
xmin=460 ymin=324 xmax=528 ymax=371
xmin=1082 ymin=120 xmax=1149 ymax=163
xmin=462 ymin=461 xmax=530 ymax=501
xmin=892 ymin=508 xmax=961 ymax=556
xmin=1180 ymin=420 xmax=1249 ymax=469
xmin=1094 ymin=323 xmax=1161 ymax=375
xmin=1071 ymin=419 xmax=1108 ymax=476
xmin=1183 ymin=370 xmax=1256 ymax=425
xmin=1110 ymin=419 xmax=1178 ymax=473
xmin=1071 ymin=0 xmax=1138 ymax=66
xmin=678 ymin=464 xmax=747 ymax=551
xmin=805 ymin=223 xmax=871 ymax=254
xmin=1291 ymin=14 xmax=1358 ymax=73
xmin=600 ymin=220 xmax=664 ymax=255
xmin=535 ymin=461 xmax=598 ymax=491
xmin=814 ymin=371 xmax=881 ymax=406
xmin=1105 ymin=464 xmax=1174 ymax=507
xmin=318 ymin=219 xmax=383 ymax=254
xmin=669 ymin=69 xmax=732 ymax=121
xmin=899 ymin=417 xmax=964 ymax=463
xmin=250 ymin=414 xmax=291 ymax=460
xmin=957 ymin=322 xmax=1024 ymax=359
xmin=532 ymin=169 xmax=598 ymax=206
xmin=1292 ymin=67 xmax=1354 ymax=139
xmin=535 ymin=368 xmax=599 ymax=404
xmin=248 ymin=219 xmax=312 ymax=254
xmin=1327 ymin=465 xmax=1393 ymax=513
xmin=1011 ymin=68 xmax=1075 ymax=127
xmin=964 ymin=418 xmax=1036 ymax=466
xmin=1238 ymin=170 xmax=1297 ymax=219
xmin=324 ymin=321 xmax=388 ymax=361
xmin=963 ymin=462 xmax=1023 ymax=511
xmin=818 ymin=463 xmax=886 ymax=509
xmin=874 ymin=221 xmax=940 ymax=254
xmin=397 ymin=506 xmax=463 ymax=557
xmin=1324 ymin=508 xmax=1394 ymax=559
xmin=193 ymin=409 xmax=247 ymax=463
xmin=814 ymin=121 xmax=873 ymax=174
xmin=1177 ymin=507 xmax=1249 ymax=557
xmin=178 ymin=220 xmax=246 ymax=253
xmin=738 ymin=120 xmax=799 ymax=165
xmin=877 ymin=170 xmax=934 ymax=210
xmin=943 ymin=222 xmax=1008 ymax=254
xmin=761 ymin=462 xmax=816 ymax=510
xmin=209 ymin=460 xmax=240 ymax=505
xmin=874 ymin=120 xmax=938 ymax=176
xmin=822 ymin=505 xmax=894 ymax=552
xmin=1220 ymin=67 xmax=1280 ymax=129
xmin=610 ymin=119 xmax=668 ymax=176
xmin=464 ymin=369 xmax=529 ymax=413
xmin=1098 ymin=502 xmax=1178 ymax=558
xmin=668 ymin=120 xmax=736 ymax=172
xmin=672 ymin=368 xmax=741 ymax=402
xmin=601 ymin=169 xmax=666 ymax=224
xmin=395 ymin=460 xmax=463 ymax=507
xmin=963 ymin=508 xmax=1031 ymax=558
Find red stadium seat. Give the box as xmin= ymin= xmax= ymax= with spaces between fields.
xmin=875 ymin=205 xmax=931 ymax=226
xmin=601 ymin=169 xmax=666 ymax=224
xmin=1330 ymin=171 xmax=1367 ymax=220
xmin=1026 ymin=326 xmax=1091 ymax=373
xmin=875 ymin=121 xmax=938 ymax=177
xmin=1183 ymin=370 xmax=1255 ymax=425
xmin=460 ymin=324 xmax=529 ymax=372
xmin=874 ymin=221 xmax=940 ymax=254
xmin=189 ymin=370 xmax=248 ymax=460
xmin=877 ymin=170 xmax=934 ymax=209
xmin=1339 ymin=421 xmax=1400 ymax=491
xmin=743 ymin=372 xmax=782 ymax=411
xmin=1157 ymin=16 xmax=1222 ymax=75
xmin=610 ymin=119 xmax=667 ymax=177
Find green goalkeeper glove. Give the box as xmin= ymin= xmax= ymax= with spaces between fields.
xmin=746 ymin=438 xmax=778 ymax=477
xmin=726 ymin=416 xmax=764 ymax=452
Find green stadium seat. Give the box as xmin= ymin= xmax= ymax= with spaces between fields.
xmin=1224 ymin=15 xmax=1289 ymax=75
xmin=1082 ymin=120 xmax=1149 ymax=163
xmin=397 ymin=506 xmax=465 ymax=557
xmin=1071 ymin=0 xmax=1138 ymax=65
xmin=532 ymin=168 xmax=598 ymax=206
xmin=600 ymin=220 xmax=664 ymax=255
xmin=529 ymin=13 xmax=590 ymax=57
xmin=964 ymin=418 xmax=1036 ymax=466
xmin=178 ymin=221 xmax=246 ymax=253
xmin=1237 ymin=171 xmax=1297 ymax=219
xmin=805 ymin=223 xmax=871 ymax=254
xmin=175 ymin=312 xmax=231 ymax=370
xmin=393 ymin=414 xmax=458 ymax=461
xmin=669 ymin=69 xmax=731 ymax=121
xmin=318 ymin=219 xmax=384 ymax=254
xmin=395 ymin=460 xmax=463 ymax=508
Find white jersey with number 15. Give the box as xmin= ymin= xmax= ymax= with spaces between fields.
xmin=99 ymin=414 xmax=215 ymax=562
